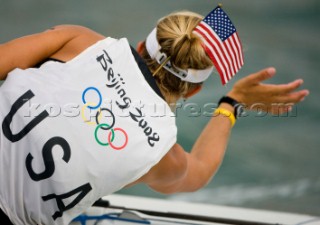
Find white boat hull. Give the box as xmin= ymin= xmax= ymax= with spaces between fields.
xmin=70 ymin=194 xmax=320 ymax=225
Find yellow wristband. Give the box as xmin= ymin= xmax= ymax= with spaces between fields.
xmin=214 ymin=108 xmax=236 ymax=127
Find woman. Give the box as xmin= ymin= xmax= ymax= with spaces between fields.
xmin=0 ymin=11 xmax=308 ymax=225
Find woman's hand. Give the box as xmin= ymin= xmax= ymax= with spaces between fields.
xmin=227 ymin=67 xmax=309 ymax=115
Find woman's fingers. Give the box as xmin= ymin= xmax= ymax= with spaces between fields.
xmin=273 ymin=89 xmax=310 ymax=104
xmin=252 ymin=89 xmax=309 ymax=115
xmin=230 ymin=67 xmax=310 ymax=115
xmin=264 ymin=79 xmax=304 ymax=96
xmin=244 ymin=67 xmax=276 ymax=85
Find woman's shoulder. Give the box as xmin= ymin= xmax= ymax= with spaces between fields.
xmin=49 ymin=25 xmax=106 ymax=62
xmin=48 ymin=24 xmax=104 ymax=37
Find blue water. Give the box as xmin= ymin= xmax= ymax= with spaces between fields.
xmin=1 ymin=0 xmax=319 ymax=216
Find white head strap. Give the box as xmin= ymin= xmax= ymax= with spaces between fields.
xmin=145 ymin=28 xmax=213 ymax=83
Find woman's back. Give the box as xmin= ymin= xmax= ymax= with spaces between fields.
xmin=0 ymin=36 xmax=176 ymax=225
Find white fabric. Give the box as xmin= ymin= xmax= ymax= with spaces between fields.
xmin=146 ymin=28 xmax=213 ymax=83
xmin=0 ymin=38 xmax=177 ymax=225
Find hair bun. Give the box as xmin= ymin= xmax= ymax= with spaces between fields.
xmin=142 ymin=11 xmax=213 ymax=100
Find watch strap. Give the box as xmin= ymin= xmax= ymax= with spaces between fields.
xmin=218 ymin=96 xmax=243 ymax=119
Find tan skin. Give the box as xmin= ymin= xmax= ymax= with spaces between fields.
xmin=0 ymin=25 xmax=309 ymax=194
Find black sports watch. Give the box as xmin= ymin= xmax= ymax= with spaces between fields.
xmin=218 ymin=96 xmax=244 ymax=119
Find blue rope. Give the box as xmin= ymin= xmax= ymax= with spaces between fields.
xmin=72 ymin=213 xmax=151 ymax=225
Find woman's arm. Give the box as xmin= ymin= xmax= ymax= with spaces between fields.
xmin=138 ymin=102 xmax=234 ymax=194
xmin=137 ymin=67 xmax=309 ymax=194
xmin=0 ymin=25 xmax=104 ymax=80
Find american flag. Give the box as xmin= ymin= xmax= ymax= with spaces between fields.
xmin=193 ymin=6 xmax=244 ymax=85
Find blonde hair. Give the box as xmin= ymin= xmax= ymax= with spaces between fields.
xmin=141 ymin=11 xmax=213 ymax=103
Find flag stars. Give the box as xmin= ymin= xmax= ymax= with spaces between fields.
xmin=202 ymin=7 xmax=237 ymax=41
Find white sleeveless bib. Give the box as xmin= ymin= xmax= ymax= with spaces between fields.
xmin=0 ymin=38 xmax=177 ymax=225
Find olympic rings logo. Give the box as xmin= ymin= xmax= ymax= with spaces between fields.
xmin=81 ymin=87 xmax=128 ymax=150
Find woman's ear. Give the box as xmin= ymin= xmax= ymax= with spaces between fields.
xmin=136 ymin=41 xmax=144 ymax=55
xmin=184 ymin=85 xmax=203 ymax=99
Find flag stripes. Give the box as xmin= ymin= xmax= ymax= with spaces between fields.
xmin=193 ymin=6 xmax=244 ymax=85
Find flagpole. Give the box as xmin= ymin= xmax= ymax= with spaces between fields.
xmin=218 ymin=3 xmax=223 ymax=8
